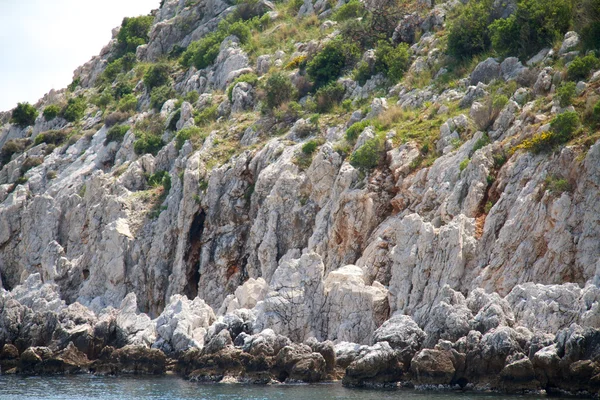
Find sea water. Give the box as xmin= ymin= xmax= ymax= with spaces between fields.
xmin=0 ymin=375 xmax=555 ymax=400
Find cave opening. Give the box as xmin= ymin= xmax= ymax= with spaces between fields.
xmin=184 ymin=210 xmax=205 ymax=299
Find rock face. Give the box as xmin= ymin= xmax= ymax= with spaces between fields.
xmin=2 ymin=0 xmax=600 ymax=394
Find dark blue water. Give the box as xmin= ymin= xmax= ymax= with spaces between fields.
xmin=0 ymin=375 xmax=552 ymax=400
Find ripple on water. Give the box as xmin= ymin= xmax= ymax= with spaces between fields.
xmin=0 ymin=376 xmax=556 ymax=400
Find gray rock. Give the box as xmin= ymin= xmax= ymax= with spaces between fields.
xmin=470 ymin=58 xmax=501 ymax=85
xmin=559 ymin=31 xmax=580 ymax=56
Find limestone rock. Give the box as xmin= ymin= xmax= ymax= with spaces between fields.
xmin=342 ymin=342 xmax=404 ymax=387
xmin=470 ymin=58 xmax=501 ymax=85
xmin=559 ymin=32 xmax=580 ymax=56
xmin=372 ymin=314 xmax=426 ymax=365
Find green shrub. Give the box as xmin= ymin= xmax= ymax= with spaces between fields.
xmin=557 ymin=82 xmax=577 ymax=107
xmin=346 ymin=120 xmax=371 ymax=143
xmin=353 ymin=61 xmax=373 ymax=85
xmin=550 ymin=111 xmax=580 ymax=142
xmin=447 ymin=0 xmax=492 ymax=59
xmin=567 ymin=54 xmax=599 ymax=81
xmin=99 ymin=53 xmax=137 ymax=85
xmin=545 ymin=175 xmax=571 ymax=194
xmin=118 ymin=94 xmax=138 ymax=112
xmin=113 ymin=81 xmax=133 ymax=99
xmin=63 ymin=96 xmax=87 ymax=122
xmin=492 ymin=94 xmax=509 ymax=111
xmin=227 ymin=73 xmax=258 ymax=101
xmin=471 ymin=134 xmax=490 ymax=156
xmin=575 ymin=0 xmax=600 ymax=51
xmin=134 ymin=131 xmax=164 ymax=155
xmin=150 ymin=85 xmax=175 ymax=110
xmin=105 ymin=125 xmax=130 ymax=144
xmin=518 ymin=111 xmax=580 ymax=153
xmin=374 ymin=41 xmax=410 ymax=82
xmin=175 ymin=126 xmax=205 ymax=149
xmin=179 ymin=15 xmax=259 ymax=71
xmin=490 ymin=0 xmax=572 ymax=57
xmin=332 ymin=0 xmax=367 ymax=21
xmin=144 ymin=63 xmax=171 ymax=90
xmin=264 ymin=72 xmax=296 ymax=109
xmin=20 ymin=156 xmax=43 ymax=173
xmin=314 ymin=82 xmax=345 ymax=113
xmin=194 ymin=105 xmax=219 ymax=125
xmin=67 ymin=77 xmax=81 ymax=92
xmin=0 ymin=139 xmax=29 ymax=165
xmin=34 ymin=130 xmax=68 ymax=146
xmin=115 ymin=15 xmax=154 ymax=57
xmin=184 ymin=91 xmax=200 ymax=104
xmin=180 ymin=31 xmax=224 ymax=70
xmin=223 ymin=19 xmax=252 ymax=44
xmin=350 ymin=133 xmax=384 ymax=170
xmin=14 ymin=176 xmax=29 ymax=185
xmin=307 ymin=39 xmax=360 ymax=88
xmin=11 ymin=102 xmax=38 ymax=127
xmin=302 ymin=140 xmax=320 ymax=155
xmin=147 ymin=170 xmax=171 ymax=189
xmin=339 ymin=18 xmax=374 ymax=49
xmin=94 ymin=90 xmax=114 ymax=110
xmin=459 ymin=158 xmax=470 ymax=171
xmin=43 ymin=105 xmax=61 ymax=121
xmin=594 ymin=100 xmax=600 ymax=122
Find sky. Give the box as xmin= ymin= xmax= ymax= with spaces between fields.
xmin=0 ymin=0 xmax=158 ymax=112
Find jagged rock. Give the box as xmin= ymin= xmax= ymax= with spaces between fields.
xmin=500 ymin=57 xmax=527 ymax=81
xmin=499 ymin=353 xmax=539 ymax=391
xmin=410 ymin=348 xmax=456 ymax=385
xmin=365 ymin=98 xmax=388 ymax=119
xmin=342 ymin=342 xmax=404 ymax=387
xmin=392 ymin=13 xmax=424 ymax=44
xmin=559 ymin=32 xmax=580 ymax=56
xmin=470 ymin=101 xmax=493 ymax=131
xmin=231 ymin=82 xmax=255 ymax=113
xmin=305 ymin=338 xmax=336 ymax=374
xmin=153 ymin=295 xmax=215 ymax=353
xmin=256 ymin=55 xmax=272 ymax=75
xmin=274 ymin=344 xmax=326 ymax=382
xmin=470 ymin=58 xmax=501 ymax=85
xmin=93 ymin=345 xmax=166 ymax=375
xmin=0 ymin=344 xmax=19 ymax=372
xmin=491 ymin=0 xmax=517 ymax=19
xmin=209 ymin=36 xmax=251 ymax=90
xmin=436 ymin=114 xmax=469 ymax=153
xmin=459 ymin=83 xmax=488 ymax=108
xmin=372 ymin=314 xmax=426 ymax=365
xmin=533 ymin=67 xmax=553 ymax=95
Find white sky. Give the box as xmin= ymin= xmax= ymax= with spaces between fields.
xmin=0 ymin=0 xmax=158 ymax=112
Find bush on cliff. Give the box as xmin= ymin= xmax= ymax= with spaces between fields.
xmin=144 ymin=63 xmax=171 ymax=90
xmin=350 ymin=133 xmax=385 ymax=170
xmin=62 ymin=96 xmax=87 ymax=122
xmin=42 ymin=105 xmax=61 ymax=121
xmin=447 ymin=0 xmax=492 ymax=59
xmin=374 ymin=41 xmax=410 ymax=82
xmin=489 ymin=0 xmax=572 ymax=58
xmin=307 ymin=39 xmax=360 ymax=88
xmin=264 ymin=72 xmax=296 ymax=110
xmin=11 ymin=102 xmax=38 ymax=127
xmin=115 ymin=15 xmax=155 ymax=57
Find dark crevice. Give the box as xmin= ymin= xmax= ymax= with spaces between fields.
xmin=184 ymin=209 xmax=205 ymax=299
xmin=0 ymin=270 xmax=11 ymax=291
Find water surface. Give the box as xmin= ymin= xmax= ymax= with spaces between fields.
xmin=0 ymin=375 xmax=555 ymax=400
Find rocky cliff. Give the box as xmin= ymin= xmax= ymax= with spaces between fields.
xmin=1 ymin=0 xmax=600 ymax=394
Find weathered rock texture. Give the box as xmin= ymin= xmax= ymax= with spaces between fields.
xmin=1 ymin=0 xmax=599 ymax=393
